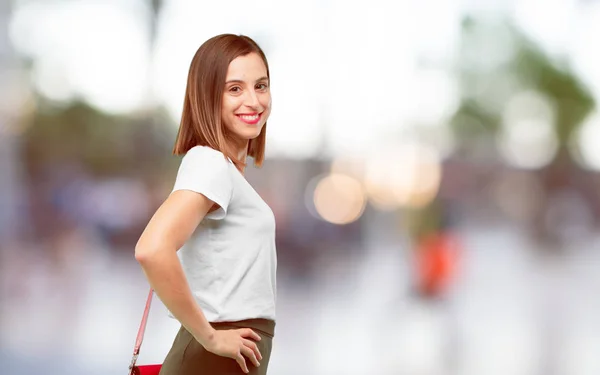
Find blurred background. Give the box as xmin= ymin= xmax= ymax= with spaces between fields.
xmin=2 ymin=0 xmax=600 ymax=374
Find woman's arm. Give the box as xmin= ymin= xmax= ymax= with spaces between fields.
xmin=135 ymin=190 xmax=216 ymax=344
xmin=134 ymin=190 xmax=262 ymax=373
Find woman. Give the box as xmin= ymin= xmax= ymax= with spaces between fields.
xmin=135 ymin=34 xmax=276 ymax=375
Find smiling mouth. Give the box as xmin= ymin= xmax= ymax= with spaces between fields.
xmin=236 ymin=113 xmax=262 ymax=124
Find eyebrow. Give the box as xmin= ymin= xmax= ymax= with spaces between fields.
xmin=225 ymin=76 xmax=269 ymax=85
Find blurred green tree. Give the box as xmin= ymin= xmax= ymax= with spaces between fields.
xmin=451 ymin=16 xmax=594 ymax=155
xmin=21 ymin=99 xmax=176 ymax=179
xmin=410 ymin=16 xmax=596 ymax=247
xmin=19 ymin=0 xmax=177 ymax=181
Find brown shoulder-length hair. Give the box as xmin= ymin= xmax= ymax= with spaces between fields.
xmin=173 ymin=34 xmax=270 ymax=170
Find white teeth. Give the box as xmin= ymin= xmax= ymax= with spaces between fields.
xmin=239 ymin=114 xmax=259 ymax=121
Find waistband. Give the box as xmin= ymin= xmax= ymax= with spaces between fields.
xmin=210 ymin=319 xmax=275 ymax=338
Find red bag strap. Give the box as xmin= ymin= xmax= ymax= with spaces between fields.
xmin=135 ymin=288 xmax=154 ymax=354
xmin=129 ymin=288 xmax=154 ymax=373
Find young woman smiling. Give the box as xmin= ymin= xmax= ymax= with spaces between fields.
xmin=135 ymin=34 xmax=277 ymax=375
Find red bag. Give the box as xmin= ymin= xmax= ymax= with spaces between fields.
xmin=128 ymin=289 xmax=162 ymax=375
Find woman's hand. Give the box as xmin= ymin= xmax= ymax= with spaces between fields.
xmin=202 ymin=328 xmax=263 ymax=373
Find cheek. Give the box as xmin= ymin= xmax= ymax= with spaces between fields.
xmin=261 ymin=94 xmax=272 ymax=112
xmin=222 ymin=96 xmax=236 ymax=114
xmin=222 ymin=101 xmax=241 ymax=128
xmin=221 ymin=99 xmax=237 ymax=129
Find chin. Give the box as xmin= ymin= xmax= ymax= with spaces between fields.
xmin=230 ymin=132 xmax=260 ymax=144
xmin=241 ymin=126 xmax=264 ymax=140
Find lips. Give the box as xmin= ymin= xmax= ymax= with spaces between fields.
xmin=236 ymin=113 xmax=262 ymax=125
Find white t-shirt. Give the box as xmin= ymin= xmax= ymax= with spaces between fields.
xmin=171 ymin=145 xmax=277 ymax=322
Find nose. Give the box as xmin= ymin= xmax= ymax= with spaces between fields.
xmin=244 ymin=89 xmax=260 ymax=109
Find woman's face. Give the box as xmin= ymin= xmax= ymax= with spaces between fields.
xmin=221 ymin=52 xmax=271 ymax=144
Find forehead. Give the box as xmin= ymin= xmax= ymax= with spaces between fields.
xmin=226 ymin=53 xmax=268 ymax=80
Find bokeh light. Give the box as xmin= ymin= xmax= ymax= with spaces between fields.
xmin=310 ymin=173 xmax=366 ymax=225
xmin=497 ymin=90 xmax=558 ymax=169
xmin=364 ymin=141 xmax=443 ymax=210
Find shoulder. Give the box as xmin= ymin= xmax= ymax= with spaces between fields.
xmin=183 ymin=146 xmax=231 ymax=166
xmin=172 ymin=146 xmax=235 ymax=200
xmin=185 ymin=145 xmax=226 ymax=159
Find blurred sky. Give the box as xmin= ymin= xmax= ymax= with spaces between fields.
xmin=6 ymin=0 xmax=600 ymax=159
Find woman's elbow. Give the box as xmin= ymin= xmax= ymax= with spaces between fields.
xmin=134 ymin=244 xmax=148 ymax=264
xmin=135 ymin=238 xmax=158 ymax=264
xmin=135 ymin=238 xmax=175 ymax=264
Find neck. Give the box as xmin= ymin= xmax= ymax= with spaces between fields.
xmin=238 ymin=151 xmax=247 ymax=175
xmin=228 ymin=139 xmax=249 ymax=175
xmin=234 ymin=142 xmax=248 ymax=161
xmin=236 ymin=147 xmax=248 ymax=161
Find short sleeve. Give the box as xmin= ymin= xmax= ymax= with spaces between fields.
xmin=171 ymin=146 xmax=233 ymax=220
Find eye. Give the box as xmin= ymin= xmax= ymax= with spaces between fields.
xmin=256 ymin=82 xmax=269 ymax=91
xmin=229 ymin=86 xmax=242 ymax=93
